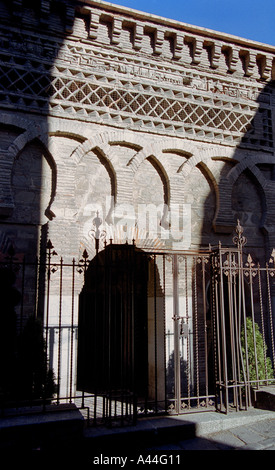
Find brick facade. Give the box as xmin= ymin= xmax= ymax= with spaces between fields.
xmin=0 ymin=0 xmax=274 ymax=263
xmin=0 ymin=0 xmax=275 ymax=411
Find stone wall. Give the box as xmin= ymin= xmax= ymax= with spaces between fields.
xmin=0 ymin=0 xmax=274 ymax=406
xmin=0 ymin=0 xmax=274 ymax=261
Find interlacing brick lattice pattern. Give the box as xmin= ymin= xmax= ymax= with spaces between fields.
xmin=0 ymin=59 xmax=273 ymax=147
xmin=51 ymin=76 xmax=253 ymax=131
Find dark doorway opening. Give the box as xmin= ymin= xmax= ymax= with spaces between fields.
xmin=77 ymin=244 xmax=148 ymax=401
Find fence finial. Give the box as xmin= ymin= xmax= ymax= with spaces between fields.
xmin=46 ymin=239 xmax=57 ymax=256
xmin=89 ymin=211 xmax=106 ymax=254
xmin=233 ymin=219 xmax=247 ymax=249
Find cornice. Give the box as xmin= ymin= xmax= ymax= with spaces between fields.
xmin=79 ymin=0 xmax=275 ymax=53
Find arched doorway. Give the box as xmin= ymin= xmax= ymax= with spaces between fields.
xmin=77 ymin=244 xmax=149 ymax=407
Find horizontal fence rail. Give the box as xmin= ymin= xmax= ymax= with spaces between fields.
xmin=0 ymin=233 xmax=275 ymax=424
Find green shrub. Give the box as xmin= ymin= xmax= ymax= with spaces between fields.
xmin=241 ymin=317 xmax=274 ymax=383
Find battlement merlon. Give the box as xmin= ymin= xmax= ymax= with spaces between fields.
xmin=73 ymin=0 xmax=275 ymax=80
xmin=80 ymin=0 xmax=275 ymax=81
xmin=80 ymin=0 xmax=275 ymax=51
xmin=7 ymin=0 xmax=275 ymax=80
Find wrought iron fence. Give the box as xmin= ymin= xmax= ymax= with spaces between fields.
xmin=0 ymin=230 xmax=274 ymax=425
xmin=212 ymin=240 xmax=275 ymax=412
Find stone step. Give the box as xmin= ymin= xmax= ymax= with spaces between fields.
xmin=253 ymin=386 xmax=275 ymax=411
xmin=0 ymin=404 xmax=84 ymax=451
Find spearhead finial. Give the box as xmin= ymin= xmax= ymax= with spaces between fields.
xmin=233 ymin=219 xmax=247 ymax=249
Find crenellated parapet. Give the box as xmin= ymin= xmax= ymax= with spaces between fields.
xmin=4 ymin=0 xmax=275 ymax=81
xmin=84 ymin=4 xmax=275 ymax=81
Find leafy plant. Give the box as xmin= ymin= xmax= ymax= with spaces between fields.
xmin=241 ymin=317 xmax=274 ymax=383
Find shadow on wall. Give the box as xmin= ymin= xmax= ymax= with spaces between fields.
xmin=199 ymin=79 xmax=275 ymax=399
xmin=200 ymin=80 xmax=275 ymax=262
xmin=0 ymin=0 xmax=77 ymax=404
xmin=0 ymin=1 xmax=78 ymax=260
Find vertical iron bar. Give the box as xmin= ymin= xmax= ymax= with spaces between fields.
xmin=202 ymin=256 xmax=208 ymax=406
xmin=237 ymin=250 xmax=246 ymax=409
xmin=238 ymin=247 xmax=251 ymax=406
xmin=215 ymin=277 xmax=223 ymax=411
xmin=154 ymin=254 xmax=158 ymax=413
xmin=145 ymin=253 xmax=150 ymax=415
xmin=128 ymin=245 xmax=132 ymax=422
xmin=127 ymin=247 xmax=130 ymax=421
xmin=266 ymin=264 xmax=275 ymax=371
xmin=219 ymin=248 xmax=229 ymax=413
xmin=162 ymin=254 xmax=167 ymax=412
xmin=93 ymin=245 xmax=99 ymax=424
xmin=173 ymin=254 xmax=180 ymax=414
xmin=108 ymin=243 xmax=112 ymax=423
xmin=232 ymin=256 xmax=242 ymax=409
xmin=239 ymin=248 xmax=251 ymax=407
xmin=44 ymin=244 xmax=52 ymax=411
xmin=194 ymin=257 xmax=199 ymax=408
xmin=19 ymin=257 xmax=25 ymax=334
xmin=249 ymin=260 xmax=259 ymax=387
xmin=258 ymin=264 xmax=269 ymax=383
xmin=210 ymin=254 xmax=218 ymax=410
xmin=120 ymin=252 xmax=124 ymax=425
xmin=81 ymin=250 xmax=89 ymax=412
xmin=34 ymin=255 xmax=39 ymax=320
xmin=57 ymin=257 xmax=63 ymax=405
xmin=102 ymin=242 xmax=107 ymax=422
xmin=131 ymin=244 xmax=137 ymax=424
xmin=121 ymin=245 xmax=126 ymax=425
xmin=185 ymin=256 xmax=191 ymax=409
xmin=228 ymin=254 xmax=238 ymax=410
xmin=69 ymin=259 xmax=75 ymax=403
xmin=45 ymin=250 xmax=51 ymax=369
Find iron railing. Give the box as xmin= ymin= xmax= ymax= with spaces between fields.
xmin=0 ymin=230 xmax=274 ymax=424
xmin=212 ymin=244 xmax=275 ymax=412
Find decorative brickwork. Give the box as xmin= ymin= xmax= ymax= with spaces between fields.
xmin=0 ymin=1 xmax=275 ymax=419
xmin=0 ymin=0 xmax=274 ymax=259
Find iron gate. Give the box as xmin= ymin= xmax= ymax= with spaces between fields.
xmin=77 ymin=244 xmax=216 ymax=419
xmin=211 ymin=223 xmax=275 ymax=413
xmin=0 ymin=224 xmax=275 ymax=424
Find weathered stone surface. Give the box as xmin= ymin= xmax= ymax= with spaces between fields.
xmin=0 ymin=0 xmax=273 ymax=260
xmin=0 ymin=0 xmax=274 ymax=415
